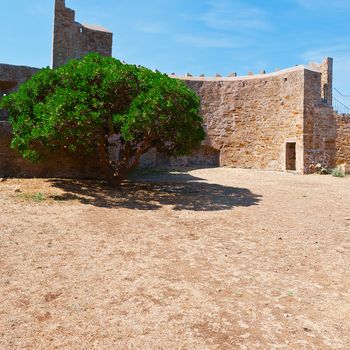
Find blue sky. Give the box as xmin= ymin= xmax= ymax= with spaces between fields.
xmin=1 ymin=0 xmax=350 ymax=100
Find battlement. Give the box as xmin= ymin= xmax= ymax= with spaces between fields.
xmin=169 ymin=65 xmax=312 ymax=81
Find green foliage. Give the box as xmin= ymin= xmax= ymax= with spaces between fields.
xmin=20 ymin=192 xmax=46 ymax=202
xmin=331 ymin=168 xmax=345 ymax=178
xmin=32 ymin=192 xmax=46 ymax=202
xmin=1 ymin=54 xmax=205 ymax=185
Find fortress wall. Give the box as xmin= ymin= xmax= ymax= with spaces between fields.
xmin=52 ymin=0 xmax=112 ymax=68
xmin=0 ymin=121 xmax=102 ymax=179
xmin=303 ymin=68 xmax=336 ymax=170
xmin=177 ymin=68 xmax=305 ymax=172
xmin=0 ymin=64 xmax=40 ymax=120
xmin=335 ymin=114 xmax=350 ymax=171
xmin=0 ymin=64 xmax=40 ymax=84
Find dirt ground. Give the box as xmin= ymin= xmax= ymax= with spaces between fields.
xmin=0 ymin=168 xmax=349 ymax=350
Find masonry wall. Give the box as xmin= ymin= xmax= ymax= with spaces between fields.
xmin=174 ymin=68 xmax=306 ymax=172
xmin=302 ymin=63 xmax=350 ymax=173
xmin=0 ymin=64 xmax=40 ymax=120
xmin=0 ymin=121 xmax=103 ymax=179
xmin=303 ymin=68 xmax=336 ymax=171
xmin=335 ymin=114 xmax=350 ymax=171
xmin=0 ymin=64 xmax=39 ymax=85
xmin=52 ymin=0 xmax=113 ymax=68
xmin=308 ymin=58 xmax=333 ymax=105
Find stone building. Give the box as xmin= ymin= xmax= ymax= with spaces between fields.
xmin=0 ymin=0 xmax=349 ymax=178
xmin=52 ymin=0 xmax=112 ymax=68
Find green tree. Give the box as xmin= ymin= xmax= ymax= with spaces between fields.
xmin=1 ymin=54 xmax=205 ymax=186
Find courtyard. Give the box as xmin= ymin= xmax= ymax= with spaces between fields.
xmin=0 ymin=168 xmax=349 ymax=349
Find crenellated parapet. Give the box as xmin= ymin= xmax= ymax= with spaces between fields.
xmin=169 ymin=65 xmax=306 ymax=81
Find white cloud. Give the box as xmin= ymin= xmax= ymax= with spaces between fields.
xmin=200 ymin=0 xmax=271 ymax=31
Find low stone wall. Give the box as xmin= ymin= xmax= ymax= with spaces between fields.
xmin=0 ymin=122 xmax=103 ymax=179
xmin=1 ymin=120 xmax=219 ymax=179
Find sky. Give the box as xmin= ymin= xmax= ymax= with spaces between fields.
xmin=1 ymin=0 xmax=350 ymax=103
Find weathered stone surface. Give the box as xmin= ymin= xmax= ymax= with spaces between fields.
xmin=0 ymin=64 xmax=40 ymax=120
xmin=52 ymin=0 xmax=113 ymax=68
xmin=169 ymin=58 xmax=349 ymax=174
xmin=177 ymin=67 xmax=306 ymax=172
xmin=335 ymin=114 xmax=350 ymax=172
xmin=0 ymin=64 xmax=39 ymax=84
xmin=303 ymin=62 xmax=350 ymax=173
xmin=0 ymin=121 xmax=103 ymax=179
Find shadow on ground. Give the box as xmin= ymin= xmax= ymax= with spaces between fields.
xmin=49 ymin=171 xmax=261 ymax=211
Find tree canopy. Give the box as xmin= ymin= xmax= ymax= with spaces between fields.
xmin=1 ymin=54 xmax=205 ymax=186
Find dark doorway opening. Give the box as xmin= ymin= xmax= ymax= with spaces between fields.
xmin=286 ymin=142 xmax=296 ymax=171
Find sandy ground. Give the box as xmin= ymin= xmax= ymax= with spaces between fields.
xmin=0 ymin=168 xmax=349 ymax=350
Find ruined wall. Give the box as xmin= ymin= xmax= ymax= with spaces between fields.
xmin=303 ymin=68 xmax=337 ymax=171
xmin=173 ymin=67 xmax=306 ymax=172
xmin=308 ymin=58 xmax=333 ymax=105
xmin=52 ymin=0 xmax=113 ymax=68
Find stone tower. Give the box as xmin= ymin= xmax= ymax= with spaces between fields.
xmin=308 ymin=57 xmax=333 ymax=106
xmin=52 ymin=0 xmax=113 ymax=68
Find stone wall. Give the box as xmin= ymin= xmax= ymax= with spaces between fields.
xmin=0 ymin=64 xmax=40 ymax=120
xmin=0 ymin=64 xmax=39 ymax=84
xmin=335 ymin=114 xmax=350 ymax=171
xmin=308 ymin=57 xmax=333 ymax=105
xmin=303 ymin=62 xmax=350 ymax=173
xmin=174 ymin=67 xmax=306 ymax=173
xmin=0 ymin=121 xmax=103 ymax=179
xmin=52 ymin=0 xmax=113 ymax=68
xmin=303 ymin=68 xmax=337 ymax=171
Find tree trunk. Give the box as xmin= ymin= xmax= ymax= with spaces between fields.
xmin=98 ymin=133 xmax=153 ymax=187
xmin=98 ymin=133 xmax=121 ymax=187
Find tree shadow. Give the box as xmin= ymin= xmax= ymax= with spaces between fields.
xmin=48 ymin=171 xmax=261 ymax=211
